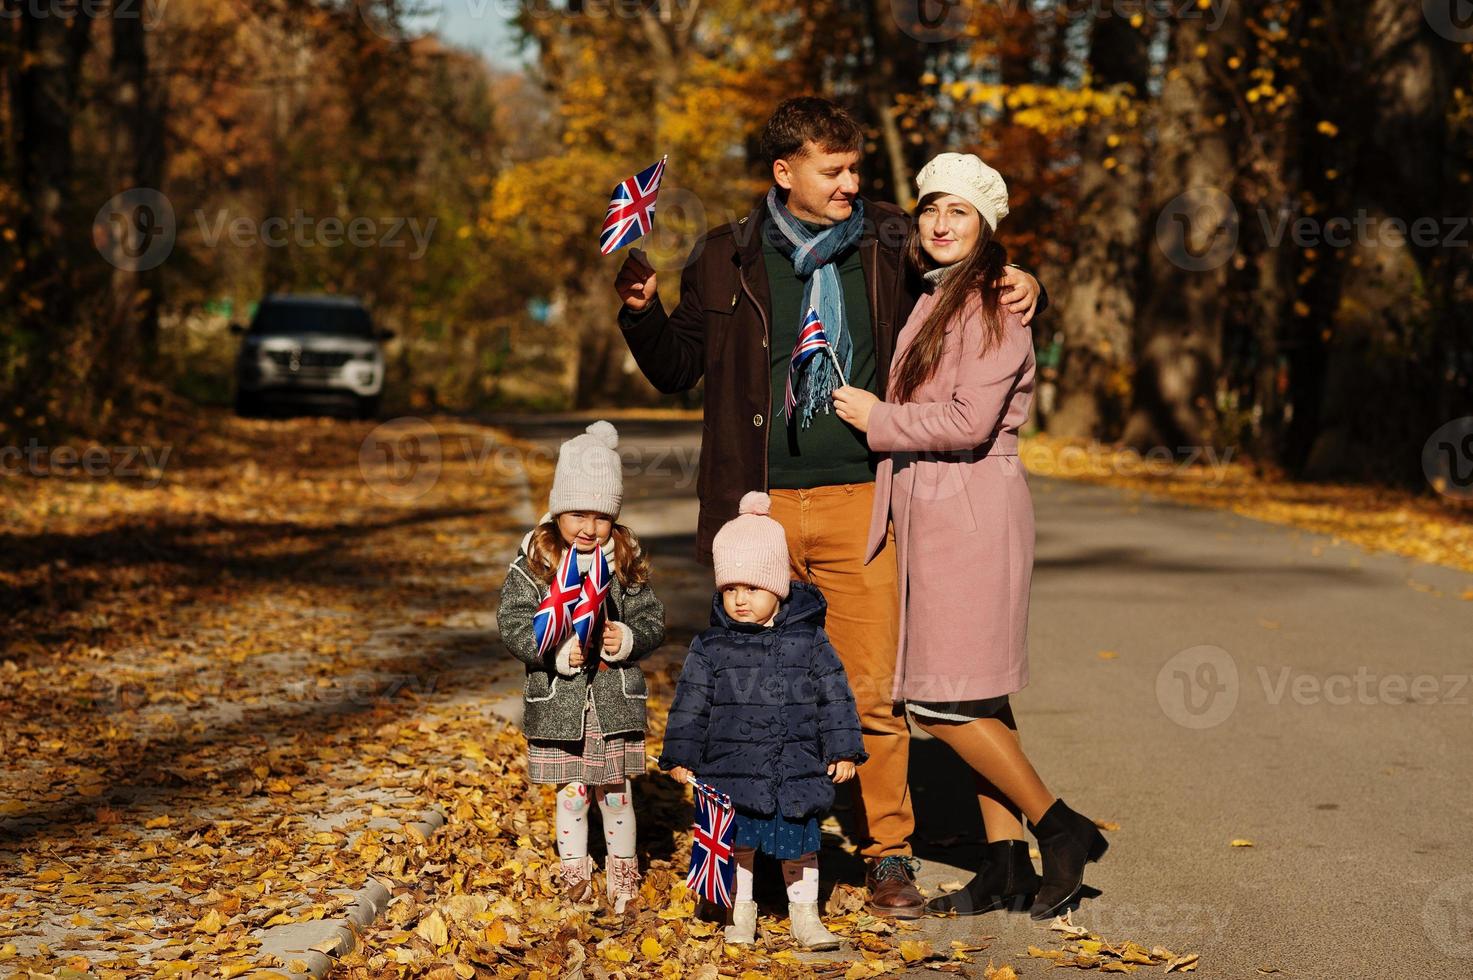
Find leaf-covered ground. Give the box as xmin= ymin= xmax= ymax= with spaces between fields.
xmin=34 ymin=409 xmax=1467 ymax=975
xmin=1021 ymin=434 xmax=1473 ymax=576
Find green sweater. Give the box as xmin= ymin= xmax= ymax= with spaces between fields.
xmin=763 ymin=227 xmax=878 ymax=489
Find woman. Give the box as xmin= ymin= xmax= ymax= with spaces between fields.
xmin=832 ymin=153 xmax=1108 ymax=921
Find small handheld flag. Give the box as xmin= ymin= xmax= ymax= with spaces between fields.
xmin=571 ymin=545 xmax=612 ymax=650
xmin=784 ymin=307 xmax=848 ymax=422
xmin=532 ymin=547 xmax=583 ymax=657
xmin=600 ymin=156 xmax=667 ymax=255
xmin=685 ymin=778 xmax=736 ymax=907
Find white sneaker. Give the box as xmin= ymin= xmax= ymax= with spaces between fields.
xmin=788 ymin=901 xmax=841 ymax=950
xmin=724 ymin=900 xmax=758 ymax=944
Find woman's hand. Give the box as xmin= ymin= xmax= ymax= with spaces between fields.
xmin=827 ymin=760 xmax=857 ymax=784
xmin=832 ymin=386 xmax=879 ymax=433
xmin=668 ymin=766 xmax=694 ymax=785
xmin=998 ymin=266 xmax=1041 ymax=324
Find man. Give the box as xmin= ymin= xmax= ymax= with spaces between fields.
xmin=614 ymin=97 xmax=1044 ymax=917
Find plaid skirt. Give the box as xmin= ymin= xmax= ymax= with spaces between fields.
xmin=527 ymin=701 xmax=646 ymax=785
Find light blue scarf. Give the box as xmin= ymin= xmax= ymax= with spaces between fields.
xmin=764 ymin=188 xmax=867 ymax=428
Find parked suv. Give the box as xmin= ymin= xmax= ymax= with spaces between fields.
xmin=232 ymin=294 xmax=390 ymax=418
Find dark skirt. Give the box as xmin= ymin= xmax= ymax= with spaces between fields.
xmin=731 ymin=809 xmax=821 ymax=860
xmin=907 ymin=694 xmax=1012 ymax=723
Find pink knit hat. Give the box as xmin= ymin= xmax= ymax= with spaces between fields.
xmin=712 ymin=491 xmax=791 ymax=599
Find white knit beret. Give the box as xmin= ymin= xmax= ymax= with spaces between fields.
xmin=548 ymin=420 xmax=623 ymax=519
xmin=915 ymin=152 xmax=1010 ymax=232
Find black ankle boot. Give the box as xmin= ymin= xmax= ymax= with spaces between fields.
xmin=926 ymin=840 xmax=1040 ymax=916
xmin=1028 ymin=799 xmax=1109 ymax=920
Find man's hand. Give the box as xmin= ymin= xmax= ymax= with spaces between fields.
xmin=828 ymin=760 xmax=857 ymax=784
xmin=669 ymin=766 xmax=694 ymax=785
xmin=998 ymin=266 xmax=1041 ymax=325
xmin=832 ymin=386 xmax=880 ymax=433
xmin=615 ymin=247 xmax=658 ymax=312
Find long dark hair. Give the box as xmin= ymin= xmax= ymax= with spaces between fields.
xmin=891 ymin=193 xmax=1010 ymax=404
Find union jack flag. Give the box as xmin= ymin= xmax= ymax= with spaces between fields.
xmin=571 ymin=545 xmax=611 ymax=650
xmin=784 ymin=307 xmax=837 ymax=421
xmin=600 ymin=156 xmax=667 ymax=255
xmin=532 ymin=546 xmax=583 ymax=658
xmin=686 ymin=778 xmax=736 ymax=907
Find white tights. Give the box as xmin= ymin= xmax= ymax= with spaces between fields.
xmin=732 ymin=847 xmax=819 ymax=904
xmin=554 ymin=779 xmax=636 ymax=860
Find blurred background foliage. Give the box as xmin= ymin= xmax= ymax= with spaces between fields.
xmin=2 ymin=0 xmax=1470 ymax=487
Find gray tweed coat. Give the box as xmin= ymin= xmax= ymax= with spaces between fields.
xmin=497 ymin=533 xmax=665 ymax=741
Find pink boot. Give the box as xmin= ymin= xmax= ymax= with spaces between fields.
xmin=605 ymin=854 xmax=641 ymax=914
xmin=560 ymin=854 xmax=595 ymax=906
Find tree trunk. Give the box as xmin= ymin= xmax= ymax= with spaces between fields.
xmin=1122 ymin=6 xmax=1243 ymax=452
xmin=1048 ymin=14 xmax=1149 ymax=440
xmin=106 ymin=0 xmax=167 ymax=382
xmin=11 ymin=6 xmax=93 ymax=430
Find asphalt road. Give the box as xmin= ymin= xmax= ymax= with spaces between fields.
xmin=490 ymin=414 xmax=1473 ymax=979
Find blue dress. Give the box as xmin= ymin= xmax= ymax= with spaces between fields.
xmin=732 ymin=808 xmax=821 ymax=860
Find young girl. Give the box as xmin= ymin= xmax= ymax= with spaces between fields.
xmin=834 ymin=153 xmax=1109 ymax=921
xmin=498 ymin=421 xmax=666 ymax=914
xmin=659 ymin=491 xmax=866 ymax=949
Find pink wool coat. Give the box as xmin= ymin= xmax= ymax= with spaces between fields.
xmin=863 ymin=289 xmax=1037 ymax=704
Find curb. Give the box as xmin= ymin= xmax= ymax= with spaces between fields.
xmin=247 ymin=808 xmax=447 ymax=980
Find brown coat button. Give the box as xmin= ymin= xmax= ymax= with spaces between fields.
xmin=753 ymin=414 xmax=764 ymax=427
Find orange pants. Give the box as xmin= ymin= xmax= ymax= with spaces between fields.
xmin=769 ymin=482 xmax=912 ymax=858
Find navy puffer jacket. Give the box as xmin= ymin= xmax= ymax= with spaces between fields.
xmin=657 ymin=582 xmax=868 ymax=819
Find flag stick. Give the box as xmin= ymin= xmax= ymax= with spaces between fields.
xmin=825 ymin=347 xmax=848 ymax=387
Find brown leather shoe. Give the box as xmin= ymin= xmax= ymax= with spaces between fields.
xmin=865 ymin=856 xmax=925 ymax=918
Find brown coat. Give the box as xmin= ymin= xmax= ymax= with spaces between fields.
xmin=618 ymin=196 xmax=920 ymax=563
xmin=863 ymin=291 xmax=1037 ymax=703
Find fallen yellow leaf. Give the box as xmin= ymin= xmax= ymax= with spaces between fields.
xmin=416 ymin=911 xmax=449 ymax=946
xmin=1230 ymin=839 xmax=1254 ymax=847
xmin=193 ymin=909 xmax=225 ymax=935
